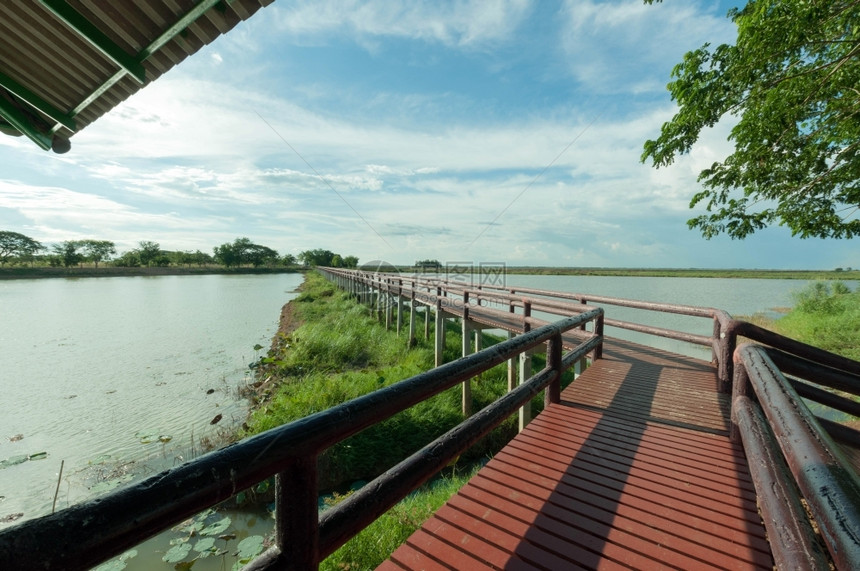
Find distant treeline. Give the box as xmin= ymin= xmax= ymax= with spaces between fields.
xmin=0 ymin=231 xmax=358 ymax=270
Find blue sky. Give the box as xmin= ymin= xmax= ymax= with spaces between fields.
xmin=0 ymin=0 xmax=855 ymax=269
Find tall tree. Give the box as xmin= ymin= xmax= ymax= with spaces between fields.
xmin=52 ymin=241 xmax=83 ymax=268
xmin=0 ymin=231 xmax=44 ymax=264
xmin=342 ymin=255 xmax=359 ymax=269
xmin=214 ymin=237 xmax=279 ymax=267
xmin=642 ymin=0 xmax=860 ymax=239
xmin=136 ymin=241 xmax=162 ymax=267
xmin=298 ymin=248 xmax=336 ymax=267
xmin=79 ymin=239 xmax=116 ymax=268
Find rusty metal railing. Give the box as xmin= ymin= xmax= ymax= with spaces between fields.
xmin=0 ymin=299 xmax=602 ymax=570
xmin=325 ymin=268 xmax=732 ymax=389
xmin=728 ymin=322 xmax=860 ymax=569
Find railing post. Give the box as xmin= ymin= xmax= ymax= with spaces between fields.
xmin=720 ymin=322 xmax=737 ymax=394
xmin=276 ymin=455 xmax=319 ymax=569
xmin=730 ymin=353 xmax=750 ymax=442
xmin=408 ymin=291 xmax=416 ymax=347
xmin=507 ymin=295 xmax=516 ymax=392
xmin=460 ymin=291 xmax=472 ymax=416
xmin=712 ymin=315 xmax=720 ymax=364
xmin=518 ymin=300 xmax=533 ymax=430
xmin=434 ymin=290 xmax=444 ymax=367
xmin=545 ymin=333 xmax=562 ymax=408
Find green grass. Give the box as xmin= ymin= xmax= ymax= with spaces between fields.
xmin=319 ymin=465 xmax=481 ymax=570
xmin=243 ymin=271 xmax=578 ymax=567
xmin=245 ymin=271 xmax=564 ymax=488
xmin=744 ymin=281 xmax=860 ymax=360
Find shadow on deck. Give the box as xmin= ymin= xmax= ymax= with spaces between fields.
xmin=381 ymin=339 xmax=774 ymax=569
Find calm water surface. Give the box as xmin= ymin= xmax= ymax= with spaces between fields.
xmin=501 ymin=275 xmax=856 ymax=358
xmin=0 ymin=273 xmax=303 ymax=525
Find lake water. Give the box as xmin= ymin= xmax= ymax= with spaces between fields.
xmin=500 ymin=274 xmax=836 ymax=358
xmin=0 ymin=273 xmax=303 ymax=525
xmin=0 ymin=272 xmax=851 ymax=568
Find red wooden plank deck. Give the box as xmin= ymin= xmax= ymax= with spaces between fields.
xmin=381 ymin=338 xmax=773 ymax=570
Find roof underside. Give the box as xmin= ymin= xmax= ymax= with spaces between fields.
xmin=0 ymin=0 xmax=273 ymax=153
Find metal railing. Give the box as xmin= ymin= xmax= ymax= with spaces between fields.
xmin=325 ymin=268 xmax=732 ymax=388
xmin=727 ymin=321 xmax=860 ymax=569
xmin=0 ymin=289 xmax=602 ymax=570
xmin=327 ymin=268 xmax=860 ymax=567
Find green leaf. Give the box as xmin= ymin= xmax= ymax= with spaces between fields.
xmin=193 ymin=537 xmax=217 ymax=556
xmin=199 ymin=516 xmax=231 ymax=536
xmin=135 ymin=430 xmax=159 ymax=444
xmin=236 ymin=535 xmax=265 ymax=560
xmin=162 ymin=543 xmax=192 ymax=563
xmin=0 ymin=455 xmax=29 ymax=469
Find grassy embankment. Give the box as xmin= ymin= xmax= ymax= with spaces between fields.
xmin=744 ymin=281 xmax=860 ymax=360
xmin=244 ymin=271 xmax=569 ymax=569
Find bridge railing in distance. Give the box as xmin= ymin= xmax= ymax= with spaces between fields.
xmin=329 ymin=268 xmax=734 ymax=390
xmin=0 ymin=294 xmax=602 ymax=571
xmin=728 ymin=320 xmax=860 ymax=570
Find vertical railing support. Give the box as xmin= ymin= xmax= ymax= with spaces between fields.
xmin=730 ymin=353 xmax=751 ymax=442
xmin=461 ymin=291 xmax=472 ymax=416
xmin=408 ymin=291 xmax=416 ymax=347
xmin=545 ymin=333 xmax=563 ymax=408
xmin=396 ymin=280 xmax=403 ymax=335
xmin=434 ymin=290 xmax=444 ymax=368
xmin=276 ymin=455 xmax=318 ymax=570
xmin=507 ymin=297 xmax=516 ymax=392
xmin=519 ymin=301 xmax=533 ymax=430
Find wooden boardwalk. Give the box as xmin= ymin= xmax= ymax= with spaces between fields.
xmin=380 ymin=338 xmax=773 ymax=570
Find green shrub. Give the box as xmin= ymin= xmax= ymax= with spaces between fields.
xmin=756 ymin=281 xmax=860 ymax=360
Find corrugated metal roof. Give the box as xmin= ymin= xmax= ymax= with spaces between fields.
xmin=0 ymin=0 xmax=274 ymax=153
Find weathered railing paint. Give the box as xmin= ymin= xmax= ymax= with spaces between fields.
xmin=729 ymin=328 xmax=860 ymax=568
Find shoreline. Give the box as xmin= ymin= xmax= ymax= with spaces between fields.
xmin=0 ymin=266 xmax=303 ymax=280
xmin=3 ymin=266 xmax=856 ymax=281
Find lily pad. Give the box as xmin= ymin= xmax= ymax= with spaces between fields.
xmin=193 ymin=537 xmax=216 ymax=552
xmin=0 ymin=455 xmax=29 ymax=469
xmin=92 ymin=549 xmax=137 ymax=571
xmin=193 ymin=537 xmax=218 ymax=558
xmin=162 ymin=542 xmax=192 ymax=563
xmin=135 ymin=430 xmax=159 ymax=444
xmin=254 ymin=479 xmax=270 ymax=494
xmin=236 ymin=535 xmax=265 ymax=560
xmin=199 ymin=516 xmax=231 ymax=536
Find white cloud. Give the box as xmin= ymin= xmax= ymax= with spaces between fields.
xmin=272 ymin=0 xmax=533 ymax=49
xmin=560 ymin=0 xmax=734 ymax=93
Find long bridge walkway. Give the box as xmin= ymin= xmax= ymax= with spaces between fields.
xmin=381 ymin=338 xmax=773 ymax=569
